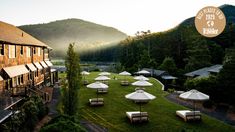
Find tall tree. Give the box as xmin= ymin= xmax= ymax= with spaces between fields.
xmin=185 ymin=38 xmax=212 ymax=72
xmin=216 ymin=48 xmax=235 ymax=104
xmin=158 ymin=57 xmax=177 ymax=75
xmin=63 ymin=43 xmax=81 ymax=115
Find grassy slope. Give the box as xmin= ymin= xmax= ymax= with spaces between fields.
xmin=77 ymin=72 xmax=234 ymax=132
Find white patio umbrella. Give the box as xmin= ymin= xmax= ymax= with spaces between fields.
xmin=95 ymin=75 xmax=111 ymax=81
xmin=81 ymin=71 xmax=90 ymax=75
xmin=99 ymin=72 xmax=111 ymax=76
xmin=134 ymin=75 xmax=149 ymax=81
xmin=119 ymin=71 xmax=131 ymax=82
xmin=81 ymin=71 xmax=90 ymax=83
xmin=125 ymin=90 xmax=156 ymax=112
xmin=179 ymin=89 xmax=209 ymax=111
xmin=119 ymin=71 xmax=131 ymax=76
xmin=136 ymin=70 xmax=150 ymax=75
xmin=132 ymin=80 xmax=153 ymax=87
xmin=87 ymin=82 xmax=109 ymax=99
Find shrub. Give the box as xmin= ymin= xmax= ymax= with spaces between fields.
xmin=167 ymin=88 xmax=175 ymax=93
xmin=41 ymin=115 xmax=86 ymax=132
xmin=203 ymin=100 xmax=214 ymax=109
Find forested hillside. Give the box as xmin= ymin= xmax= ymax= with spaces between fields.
xmin=119 ymin=4 xmax=235 ymax=74
xmin=19 ymin=18 xmax=127 ymax=59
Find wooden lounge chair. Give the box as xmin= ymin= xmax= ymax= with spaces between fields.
xmin=97 ymin=88 xmax=108 ymax=93
xmin=89 ymin=98 xmax=104 ymax=106
xmin=121 ymin=81 xmax=129 ymax=86
xmin=176 ymin=110 xmax=201 ymax=122
xmin=126 ymin=111 xmax=149 ymax=123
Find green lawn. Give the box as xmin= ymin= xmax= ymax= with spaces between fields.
xmin=77 ymin=72 xmax=234 ymax=132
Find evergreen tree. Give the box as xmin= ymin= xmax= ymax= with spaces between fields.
xmin=63 ymin=43 xmax=81 ymax=115
xmin=216 ymin=48 xmax=235 ymax=104
xmin=158 ymin=57 xmax=177 ymax=75
xmin=138 ymin=50 xmax=157 ymax=69
xmin=185 ymin=38 xmax=212 ymax=72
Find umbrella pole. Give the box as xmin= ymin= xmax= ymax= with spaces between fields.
xmin=96 ymin=89 xmax=98 ymax=102
xmin=140 ymin=103 xmax=142 ymax=122
xmin=194 ymin=100 xmax=196 ymax=120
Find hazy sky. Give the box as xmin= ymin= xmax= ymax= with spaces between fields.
xmin=0 ymin=0 xmax=234 ymax=35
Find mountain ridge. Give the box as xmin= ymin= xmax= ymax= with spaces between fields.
xmin=19 ymin=18 xmax=127 ymax=57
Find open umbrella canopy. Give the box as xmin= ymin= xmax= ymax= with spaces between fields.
xmin=119 ymin=71 xmax=131 ymax=76
xmin=125 ymin=90 xmax=156 ymax=101
xmin=81 ymin=71 xmax=90 ymax=75
xmin=87 ymin=82 xmax=108 ymax=89
xmin=95 ymin=75 xmax=111 ymax=81
xmin=132 ymin=80 xmax=153 ymax=87
xmin=99 ymin=72 xmax=111 ymax=76
xmin=179 ymin=89 xmax=209 ymax=101
xmin=136 ymin=70 xmax=150 ymax=75
xmin=134 ymin=75 xmax=149 ymax=81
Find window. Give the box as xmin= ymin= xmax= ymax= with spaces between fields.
xmin=0 ymin=44 xmax=4 ymax=55
xmin=33 ymin=47 xmax=36 ymax=54
xmin=20 ymin=75 xmax=23 ymax=84
xmin=27 ymin=46 xmax=31 ymax=57
xmin=9 ymin=45 xmax=16 ymax=58
xmin=17 ymin=76 xmax=20 ymax=85
xmin=38 ymin=48 xmax=41 ymax=56
xmin=12 ymin=77 xmax=16 ymax=87
xmin=20 ymin=46 xmax=23 ymax=55
xmin=35 ymin=70 xmax=39 ymax=77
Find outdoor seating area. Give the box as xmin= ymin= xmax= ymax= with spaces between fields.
xmin=176 ymin=110 xmax=201 ymax=122
xmin=89 ymin=98 xmax=104 ymax=106
xmin=78 ymin=72 xmax=234 ymax=131
xmin=126 ymin=111 xmax=149 ymax=123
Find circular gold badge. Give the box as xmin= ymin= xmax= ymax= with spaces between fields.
xmin=195 ymin=6 xmax=226 ymax=37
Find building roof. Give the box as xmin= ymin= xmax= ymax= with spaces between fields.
xmin=161 ymin=75 xmax=177 ymax=80
xmin=34 ymin=62 xmax=43 ymax=70
xmin=208 ymin=65 xmax=223 ymax=73
xmin=40 ymin=61 xmax=48 ymax=68
xmin=3 ymin=65 xmax=29 ymax=78
xmin=185 ymin=64 xmax=223 ymax=78
xmin=0 ymin=21 xmax=48 ymax=47
xmin=0 ymin=110 xmax=12 ymax=123
xmin=0 ymin=75 xmax=3 ymax=81
xmin=45 ymin=60 xmax=53 ymax=66
xmin=26 ymin=63 xmax=37 ymax=72
xmin=51 ymin=66 xmax=66 ymax=72
xmin=142 ymin=68 xmax=168 ymax=76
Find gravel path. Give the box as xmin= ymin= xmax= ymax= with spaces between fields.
xmin=166 ymin=93 xmax=235 ymax=127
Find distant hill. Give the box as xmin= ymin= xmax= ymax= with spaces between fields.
xmin=180 ymin=4 xmax=235 ymax=26
xmin=19 ymin=18 xmax=127 ymax=58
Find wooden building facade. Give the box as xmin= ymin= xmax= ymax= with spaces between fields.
xmin=0 ymin=21 xmax=57 ymax=97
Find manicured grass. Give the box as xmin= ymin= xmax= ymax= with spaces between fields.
xmin=77 ymin=72 xmax=234 ymax=132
